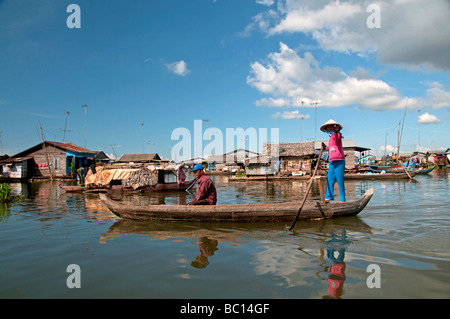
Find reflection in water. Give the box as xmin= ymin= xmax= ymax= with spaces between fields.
xmin=100 ymin=218 xmax=371 ymax=297
xmin=3 ymin=172 xmax=448 ymax=298
xmin=191 ymin=237 xmax=219 ymax=269
xmin=323 ymin=230 xmax=351 ymax=299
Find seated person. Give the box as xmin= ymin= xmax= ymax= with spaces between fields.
xmin=187 ymin=164 xmax=217 ymax=205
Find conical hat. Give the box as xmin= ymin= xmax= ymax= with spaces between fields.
xmin=320 ymin=119 xmax=343 ymax=132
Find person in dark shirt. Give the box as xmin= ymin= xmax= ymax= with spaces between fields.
xmin=187 ymin=164 xmax=217 ymax=205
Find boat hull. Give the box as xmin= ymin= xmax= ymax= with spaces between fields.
xmin=60 ymin=179 xmax=196 ymax=193
xmin=99 ymin=187 xmax=375 ymax=222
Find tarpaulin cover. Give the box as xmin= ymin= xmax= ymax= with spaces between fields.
xmin=85 ymin=167 xmax=137 ymax=187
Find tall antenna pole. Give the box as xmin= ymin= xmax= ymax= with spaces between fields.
xmin=141 ymin=123 xmax=145 ymax=153
xmin=82 ymin=104 xmax=87 ymax=148
xmin=300 ymin=101 xmax=304 ymax=142
xmin=38 ymin=122 xmax=53 ymax=181
xmin=111 ymin=144 xmax=118 ymax=160
xmin=397 ymin=98 xmax=408 ymax=163
xmin=0 ymin=131 xmax=4 ymax=154
xmin=63 ymin=111 xmax=70 ymax=142
xmin=310 ymin=101 xmax=320 ymax=142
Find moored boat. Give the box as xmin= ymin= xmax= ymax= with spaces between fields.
xmin=369 ymin=164 xmax=403 ymax=172
xmin=99 ymin=187 xmax=375 ymax=222
xmin=59 ymin=184 xmax=107 ymax=193
xmin=343 ymin=171 xmax=418 ymax=180
xmin=59 ymin=179 xmax=196 ymax=193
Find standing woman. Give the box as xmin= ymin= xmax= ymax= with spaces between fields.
xmin=321 ymin=119 xmax=346 ymax=202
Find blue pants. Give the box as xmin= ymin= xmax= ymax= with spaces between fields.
xmin=326 ymin=160 xmax=346 ymax=202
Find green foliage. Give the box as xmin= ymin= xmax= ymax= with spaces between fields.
xmin=236 ymin=171 xmax=246 ymax=178
xmin=70 ymin=161 xmax=76 ymax=174
xmin=0 ymin=183 xmax=25 ymax=203
xmin=0 ymin=183 xmax=12 ymax=202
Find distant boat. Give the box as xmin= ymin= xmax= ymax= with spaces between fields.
xmin=369 ymin=164 xmax=403 ymax=172
xmin=385 ymin=165 xmax=437 ymax=175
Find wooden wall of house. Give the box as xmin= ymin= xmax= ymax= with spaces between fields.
xmin=280 ymin=157 xmax=312 ymax=173
xmin=29 ymin=146 xmax=67 ymax=177
xmin=344 ymin=151 xmax=356 ymax=169
xmin=1 ymin=162 xmax=27 ymax=179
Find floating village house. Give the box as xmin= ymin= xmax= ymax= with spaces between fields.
xmin=314 ymin=140 xmax=371 ymax=170
xmin=1 ymin=141 xmax=96 ymax=179
xmin=117 ymin=153 xmax=162 ymax=164
xmin=206 ymin=149 xmax=259 ymax=172
xmin=113 ymin=153 xmax=168 ymax=184
xmin=245 ymin=140 xmax=371 ymax=176
xmin=246 ymin=142 xmax=316 ymax=176
xmin=94 ymin=151 xmax=111 ymax=164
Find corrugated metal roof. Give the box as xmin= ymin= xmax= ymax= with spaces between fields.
xmin=47 ymin=141 xmax=95 ymax=154
xmin=13 ymin=141 xmax=95 ymax=157
xmin=0 ymin=156 xmax=33 ymax=163
xmin=118 ymin=153 xmax=161 ymax=162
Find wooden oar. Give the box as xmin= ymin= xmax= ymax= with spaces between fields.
xmin=401 ymin=163 xmax=413 ymax=180
xmin=289 ymin=144 xmax=325 ymax=231
xmin=186 ymin=178 xmax=198 ymax=192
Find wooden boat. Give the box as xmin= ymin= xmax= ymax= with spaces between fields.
xmin=59 ymin=184 xmax=107 ymax=193
xmin=343 ymin=171 xmax=417 ymax=180
xmin=99 ymin=187 xmax=375 ymax=222
xmin=414 ymin=165 xmax=436 ymax=174
xmin=59 ymin=179 xmax=196 ymax=193
xmin=369 ymin=165 xmax=436 ymax=175
xmin=369 ymin=164 xmax=403 ymax=172
xmin=110 ymin=179 xmax=197 ymax=192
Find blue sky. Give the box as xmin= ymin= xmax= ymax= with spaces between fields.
xmin=1 ymin=0 xmax=449 ymax=160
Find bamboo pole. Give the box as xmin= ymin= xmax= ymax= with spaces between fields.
xmin=289 ymin=143 xmax=325 ymax=231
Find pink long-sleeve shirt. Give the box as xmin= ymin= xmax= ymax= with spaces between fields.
xmin=327 ymin=132 xmax=345 ymax=162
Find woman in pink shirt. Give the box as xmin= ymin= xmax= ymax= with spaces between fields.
xmin=321 ymin=119 xmax=346 ymax=202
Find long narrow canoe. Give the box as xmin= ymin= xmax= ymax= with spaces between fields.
xmin=59 ymin=179 xmax=196 ymax=193
xmin=343 ymin=171 xmax=418 ymax=180
xmin=381 ymin=165 xmax=436 ymax=175
xmin=59 ymin=184 xmax=107 ymax=192
xmin=369 ymin=164 xmax=403 ymax=172
xmin=99 ymin=187 xmax=375 ymax=222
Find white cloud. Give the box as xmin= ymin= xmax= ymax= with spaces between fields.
xmin=417 ymin=112 xmax=441 ymax=124
xmin=247 ymin=42 xmax=412 ymax=111
xmin=269 ymin=0 xmax=361 ymax=34
xmin=271 ymin=110 xmax=311 ymax=120
xmin=256 ymin=0 xmax=275 ymax=6
xmin=247 ymin=0 xmax=450 ymax=72
xmin=166 ymin=60 xmax=190 ymax=76
xmin=426 ymin=85 xmax=450 ymax=109
xmin=255 ymin=97 xmax=291 ymax=107
xmin=379 ymin=144 xmax=396 ymax=153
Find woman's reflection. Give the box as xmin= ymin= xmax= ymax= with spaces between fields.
xmin=323 ymin=230 xmax=350 ymax=299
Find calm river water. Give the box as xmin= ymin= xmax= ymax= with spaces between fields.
xmin=1 ymin=169 xmax=449 ymax=299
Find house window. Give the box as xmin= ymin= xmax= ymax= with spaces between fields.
xmin=54 ymin=157 xmax=60 ymax=170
